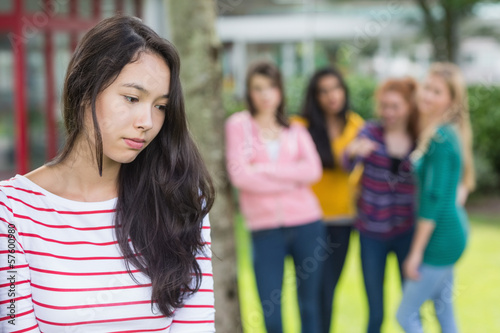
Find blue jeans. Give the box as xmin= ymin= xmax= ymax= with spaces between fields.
xmin=397 ymin=264 xmax=458 ymax=333
xmin=251 ymin=220 xmax=326 ymax=333
xmin=320 ymin=225 xmax=352 ymax=333
xmin=359 ymin=229 xmax=414 ymax=333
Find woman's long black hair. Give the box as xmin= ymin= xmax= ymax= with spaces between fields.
xmin=49 ymin=15 xmax=215 ymax=317
xmin=300 ymin=67 xmax=350 ymax=169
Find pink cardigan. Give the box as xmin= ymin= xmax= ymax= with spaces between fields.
xmin=225 ymin=110 xmax=323 ymax=231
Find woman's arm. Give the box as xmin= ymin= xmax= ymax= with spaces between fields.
xmin=457 ymin=183 xmax=469 ymax=206
xmin=0 ymin=191 xmax=40 ymax=332
xmin=225 ymin=117 xmax=295 ymax=193
xmin=170 ymin=214 xmax=214 ymax=332
xmin=342 ymin=124 xmax=379 ymax=172
xmin=403 ymin=218 xmax=435 ymax=280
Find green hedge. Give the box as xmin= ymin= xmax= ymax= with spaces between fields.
xmin=223 ymin=76 xmax=500 ymax=193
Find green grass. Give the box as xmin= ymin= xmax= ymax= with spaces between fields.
xmin=236 ymin=215 xmax=500 ymax=333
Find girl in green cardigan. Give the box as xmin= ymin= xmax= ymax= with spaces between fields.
xmin=397 ymin=63 xmax=476 ymax=333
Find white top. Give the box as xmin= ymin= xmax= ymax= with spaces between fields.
xmin=0 ymin=175 xmax=214 ymax=332
xmin=265 ymin=139 xmax=281 ymax=161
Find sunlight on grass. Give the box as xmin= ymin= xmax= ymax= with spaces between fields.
xmin=236 ymin=216 xmax=500 ymax=333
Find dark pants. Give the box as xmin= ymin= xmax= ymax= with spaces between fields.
xmin=320 ymin=225 xmax=353 ymax=333
xmin=251 ymin=220 xmax=326 ymax=333
xmin=359 ymin=228 xmax=414 ymax=333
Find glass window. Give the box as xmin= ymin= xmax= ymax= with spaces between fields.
xmin=25 ymin=0 xmax=43 ymax=12
xmin=78 ymin=0 xmax=92 ymax=19
xmin=0 ymin=34 xmax=15 ymax=179
xmin=124 ymin=0 xmax=135 ymax=16
xmin=53 ymin=0 xmax=70 ymax=16
xmin=101 ymin=0 xmax=115 ymax=18
xmin=0 ymin=0 xmax=12 ymax=13
xmin=54 ymin=32 xmax=71 ymax=151
xmin=26 ymin=33 xmax=47 ymax=170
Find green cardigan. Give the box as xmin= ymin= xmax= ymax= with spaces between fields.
xmin=414 ymin=123 xmax=469 ymax=266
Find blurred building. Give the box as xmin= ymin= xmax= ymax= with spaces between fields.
xmin=216 ymin=0 xmax=500 ymax=98
xmin=3 ymin=0 xmax=500 ymax=178
xmin=0 ymin=0 xmax=168 ymax=179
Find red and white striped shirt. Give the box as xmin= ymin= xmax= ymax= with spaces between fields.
xmin=0 ymin=175 xmax=215 ymax=332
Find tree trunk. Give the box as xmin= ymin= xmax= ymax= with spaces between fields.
xmin=168 ymin=1 xmax=242 ymax=332
xmin=443 ymin=2 xmax=459 ymax=63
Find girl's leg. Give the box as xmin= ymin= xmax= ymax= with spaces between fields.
xmin=320 ymin=224 xmax=352 ymax=333
xmin=396 ymin=264 xmax=453 ymax=333
xmin=251 ymin=228 xmax=287 ymax=333
xmin=289 ymin=220 xmax=326 ymax=333
xmin=391 ymin=228 xmax=414 ymax=284
xmin=359 ymin=233 xmax=389 ymax=333
xmin=431 ymin=267 xmax=458 ymax=333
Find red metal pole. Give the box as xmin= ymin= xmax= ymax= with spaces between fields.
xmin=93 ymin=0 xmax=101 ymax=19
xmin=13 ymin=0 xmax=29 ymax=174
xmin=69 ymin=0 xmax=78 ymax=51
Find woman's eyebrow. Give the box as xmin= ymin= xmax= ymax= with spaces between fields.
xmin=122 ymin=83 xmax=169 ymax=98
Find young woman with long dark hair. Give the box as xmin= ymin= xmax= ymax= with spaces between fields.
xmin=343 ymin=77 xmax=419 ymax=333
xmin=0 ymin=16 xmax=215 ymax=332
xmin=225 ymin=61 xmax=325 ymax=333
xmin=292 ymin=67 xmax=364 ymax=333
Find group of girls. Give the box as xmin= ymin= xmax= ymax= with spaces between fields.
xmin=0 ymin=14 xmax=474 ymax=333
xmin=225 ymin=60 xmax=475 ymax=333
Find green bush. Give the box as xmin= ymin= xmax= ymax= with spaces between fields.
xmin=346 ymin=75 xmax=377 ymax=120
xmin=468 ymin=84 xmax=500 ymax=191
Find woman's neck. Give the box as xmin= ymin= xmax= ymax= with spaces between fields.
xmin=253 ymin=111 xmax=277 ymax=128
xmin=325 ymin=112 xmax=344 ymax=139
xmin=39 ymin=141 xmax=120 ymax=202
xmin=419 ymin=110 xmax=447 ymax=133
xmin=384 ymin=121 xmax=408 ymax=135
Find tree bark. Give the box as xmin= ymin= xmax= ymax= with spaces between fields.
xmin=443 ymin=1 xmax=459 ymax=63
xmin=168 ymin=1 xmax=242 ymax=332
xmin=415 ymin=0 xmax=463 ymax=63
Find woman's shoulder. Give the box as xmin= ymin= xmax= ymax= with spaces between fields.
xmin=289 ymin=115 xmax=308 ymax=127
xmin=0 ymin=175 xmax=35 ymax=217
xmin=360 ymin=119 xmax=383 ymax=138
xmin=347 ymin=111 xmax=365 ymax=128
xmin=226 ymin=110 xmax=251 ymax=126
xmin=432 ymin=123 xmax=459 ymax=147
xmin=0 ymin=175 xmax=36 ymax=198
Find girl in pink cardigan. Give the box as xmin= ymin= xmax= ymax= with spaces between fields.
xmin=225 ymin=61 xmax=325 ymax=333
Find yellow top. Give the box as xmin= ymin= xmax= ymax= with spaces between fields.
xmin=290 ymin=112 xmax=365 ymax=223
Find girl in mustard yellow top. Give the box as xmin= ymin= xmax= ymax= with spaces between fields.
xmin=292 ymin=67 xmax=364 ymax=333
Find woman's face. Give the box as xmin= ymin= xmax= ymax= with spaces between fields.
xmin=379 ymin=90 xmax=411 ymax=129
xmin=418 ymin=74 xmax=452 ymax=117
xmin=249 ymin=74 xmax=282 ymax=116
xmin=317 ymin=75 xmax=346 ymax=116
xmin=88 ymin=52 xmax=170 ymax=165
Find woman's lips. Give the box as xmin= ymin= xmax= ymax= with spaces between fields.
xmin=124 ymin=138 xmax=145 ymax=149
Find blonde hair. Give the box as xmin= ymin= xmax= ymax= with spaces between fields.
xmin=412 ymin=62 xmax=476 ymax=192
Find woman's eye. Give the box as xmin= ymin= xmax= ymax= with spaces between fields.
xmin=155 ymin=105 xmax=167 ymax=111
xmin=124 ymin=95 xmax=138 ymax=103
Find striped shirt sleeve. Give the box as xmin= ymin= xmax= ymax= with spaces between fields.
xmin=0 ymin=190 xmax=41 ymax=332
xmin=170 ymin=214 xmax=215 ymax=332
